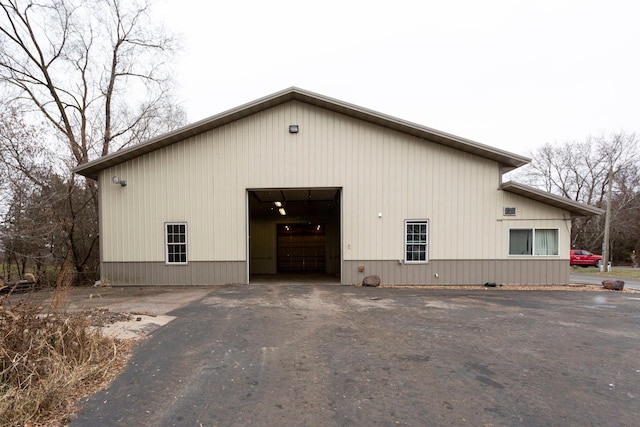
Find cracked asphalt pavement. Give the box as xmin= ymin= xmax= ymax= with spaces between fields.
xmin=71 ymin=284 xmax=640 ymax=426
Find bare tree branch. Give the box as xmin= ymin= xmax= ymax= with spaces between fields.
xmin=0 ymin=0 xmax=185 ymax=281
xmin=511 ymin=132 xmax=640 ymax=261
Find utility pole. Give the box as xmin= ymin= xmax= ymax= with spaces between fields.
xmin=602 ymin=166 xmax=614 ymax=272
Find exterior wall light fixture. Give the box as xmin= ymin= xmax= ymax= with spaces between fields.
xmin=112 ymin=176 xmax=127 ymax=187
xmin=289 ymin=125 xmax=299 ymax=133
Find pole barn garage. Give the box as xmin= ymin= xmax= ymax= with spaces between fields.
xmin=73 ymin=88 xmax=603 ymax=286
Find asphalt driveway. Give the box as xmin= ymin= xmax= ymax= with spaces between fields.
xmin=72 ymin=284 xmax=640 ymax=426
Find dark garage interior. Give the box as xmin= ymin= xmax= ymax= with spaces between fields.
xmin=248 ymin=188 xmax=341 ymax=281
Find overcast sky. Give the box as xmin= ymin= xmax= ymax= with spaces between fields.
xmin=156 ymin=0 xmax=639 ymax=156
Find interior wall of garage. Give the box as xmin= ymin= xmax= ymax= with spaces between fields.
xmin=249 ymin=214 xmax=340 ymax=276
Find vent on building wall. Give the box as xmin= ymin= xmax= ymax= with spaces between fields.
xmin=503 ymin=207 xmax=517 ymax=216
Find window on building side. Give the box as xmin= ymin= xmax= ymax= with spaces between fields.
xmin=166 ymin=223 xmax=187 ymax=264
xmin=509 ymin=228 xmax=558 ymax=256
xmin=405 ymin=220 xmax=428 ymax=262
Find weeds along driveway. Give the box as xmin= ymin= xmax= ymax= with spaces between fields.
xmin=72 ymin=285 xmax=640 ymax=426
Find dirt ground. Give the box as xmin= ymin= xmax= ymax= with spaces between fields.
xmin=46 ymin=283 xmax=640 ymax=426
xmin=11 ymin=284 xmax=215 ymax=316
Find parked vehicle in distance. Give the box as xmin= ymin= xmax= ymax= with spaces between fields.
xmin=570 ymin=249 xmax=603 ymax=268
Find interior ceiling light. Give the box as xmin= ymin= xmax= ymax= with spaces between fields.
xmin=274 ymin=201 xmax=282 ymax=207
xmin=278 ymin=208 xmax=287 ymax=216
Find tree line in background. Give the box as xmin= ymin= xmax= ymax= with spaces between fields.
xmin=514 ymin=132 xmax=640 ymax=264
xmin=0 ymin=0 xmax=184 ymax=285
xmin=1 ymin=0 xmax=638 ymax=286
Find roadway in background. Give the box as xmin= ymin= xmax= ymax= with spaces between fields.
xmin=570 ymin=267 xmax=640 ymax=290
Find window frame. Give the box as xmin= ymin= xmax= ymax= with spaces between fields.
xmin=165 ymin=222 xmax=188 ymax=265
xmin=404 ymin=219 xmax=429 ymax=263
xmin=508 ymin=227 xmax=559 ymax=256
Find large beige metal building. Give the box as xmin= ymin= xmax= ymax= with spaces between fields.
xmin=73 ymin=88 xmax=603 ymax=286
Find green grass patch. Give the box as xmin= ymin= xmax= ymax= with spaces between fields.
xmin=571 ymin=267 xmax=640 ymax=279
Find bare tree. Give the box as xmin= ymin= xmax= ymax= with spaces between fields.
xmin=0 ymin=0 xmax=185 ymax=282
xmin=518 ymin=134 xmax=637 ymax=205
xmin=0 ymin=0 xmax=184 ymax=163
xmin=513 ymin=132 xmax=640 ymax=262
xmin=0 ymin=110 xmax=62 ymax=280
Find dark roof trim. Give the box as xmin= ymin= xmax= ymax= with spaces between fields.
xmin=73 ymin=87 xmax=531 ymax=180
xmin=501 ymin=181 xmax=605 ymax=217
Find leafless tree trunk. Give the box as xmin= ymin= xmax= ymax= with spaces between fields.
xmin=0 ymin=110 xmax=64 ymax=282
xmin=0 ymin=0 xmax=185 ymax=282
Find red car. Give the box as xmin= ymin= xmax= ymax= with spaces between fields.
xmin=570 ymin=249 xmax=603 ymax=268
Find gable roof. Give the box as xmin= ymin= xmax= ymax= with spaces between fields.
xmin=501 ymin=181 xmax=605 ymax=217
xmin=72 ymin=87 xmax=530 ymax=180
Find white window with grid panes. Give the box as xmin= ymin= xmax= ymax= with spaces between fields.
xmin=165 ymin=223 xmax=187 ymax=264
xmin=405 ymin=220 xmax=428 ymax=263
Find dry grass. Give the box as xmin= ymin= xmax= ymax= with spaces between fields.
xmin=0 ymin=266 xmax=138 ymax=427
xmin=50 ymin=256 xmax=74 ymax=312
xmin=0 ymin=295 xmax=129 ymax=426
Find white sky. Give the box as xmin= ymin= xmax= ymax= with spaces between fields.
xmin=156 ymin=0 xmax=639 ymax=156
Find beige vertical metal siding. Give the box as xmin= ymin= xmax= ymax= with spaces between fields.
xmin=99 ymin=100 xmax=571 ymax=284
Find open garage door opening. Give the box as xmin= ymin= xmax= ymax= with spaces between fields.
xmin=248 ymin=188 xmax=341 ymax=284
